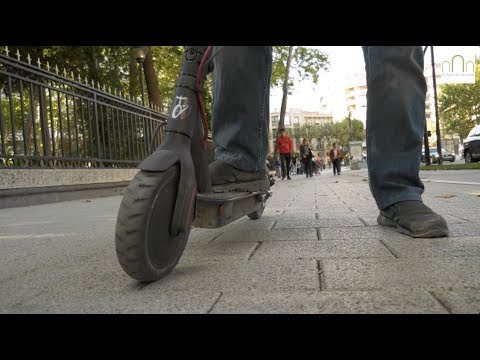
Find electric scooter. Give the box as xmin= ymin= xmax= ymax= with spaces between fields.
xmin=115 ymin=46 xmax=273 ymax=282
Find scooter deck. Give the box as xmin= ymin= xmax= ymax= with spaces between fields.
xmin=193 ymin=190 xmax=271 ymax=228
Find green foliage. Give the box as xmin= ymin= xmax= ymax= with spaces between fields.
xmin=287 ymin=117 xmax=365 ymax=149
xmin=152 ymin=46 xmax=184 ymax=110
xmin=439 ymin=58 xmax=480 ymax=139
xmin=271 ymin=46 xmax=329 ymax=90
xmin=9 ymin=46 xmax=188 ymax=110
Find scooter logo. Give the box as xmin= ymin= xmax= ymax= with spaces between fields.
xmin=172 ymin=96 xmax=191 ymax=119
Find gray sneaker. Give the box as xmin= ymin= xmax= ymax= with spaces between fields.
xmin=209 ymin=160 xmax=270 ymax=192
xmin=377 ymin=200 xmax=449 ymax=238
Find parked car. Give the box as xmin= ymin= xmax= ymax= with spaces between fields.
xmin=463 ymin=125 xmax=480 ymax=163
xmin=421 ymin=148 xmax=456 ymax=163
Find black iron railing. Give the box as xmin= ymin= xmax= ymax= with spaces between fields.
xmin=0 ymin=49 xmax=167 ymax=168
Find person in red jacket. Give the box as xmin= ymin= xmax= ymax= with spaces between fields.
xmin=275 ymin=128 xmax=293 ymax=180
xmin=329 ymin=143 xmax=342 ymax=176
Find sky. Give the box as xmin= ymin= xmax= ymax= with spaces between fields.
xmin=270 ymin=46 xmax=480 ymax=121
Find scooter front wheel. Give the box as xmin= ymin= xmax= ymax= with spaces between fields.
xmin=115 ymin=166 xmax=191 ymax=282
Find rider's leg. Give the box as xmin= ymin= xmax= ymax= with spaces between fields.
xmin=363 ymin=46 xmax=448 ymax=237
xmin=209 ymin=46 xmax=272 ymax=191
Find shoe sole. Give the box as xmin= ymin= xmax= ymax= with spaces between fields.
xmin=212 ymin=178 xmax=270 ymax=193
xmin=377 ymin=214 xmax=449 ymax=238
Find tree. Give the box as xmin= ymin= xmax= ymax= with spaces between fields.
xmin=439 ymin=58 xmax=480 ymax=140
xmin=277 ymin=46 xmax=293 ymax=141
xmin=290 ymin=117 xmax=365 ymax=154
xmin=143 ymin=47 xmax=161 ymax=109
xmin=271 ymin=46 xmax=329 ymax=140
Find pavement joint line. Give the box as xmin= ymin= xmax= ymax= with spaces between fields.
xmin=316 ymin=228 xmax=321 ymax=241
xmin=421 ymin=179 xmax=480 ymax=186
xmin=378 ymin=239 xmax=399 ymax=259
xmin=317 ymin=260 xmax=325 ymax=291
xmin=448 ymin=214 xmax=474 ymax=222
xmin=136 ymin=282 xmax=150 ymax=291
xmin=296 ymin=286 xmax=454 ymax=292
xmin=427 ymin=290 xmax=453 ymax=314
xmin=246 ymin=242 xmax=262 ymax=261
xmin=208 ymin=232 xmax=224 ymax=244
xmin=358 ymin=217 xmax=369 ymax=226
xmin=207 ymin=292 xmax=223 ymax=314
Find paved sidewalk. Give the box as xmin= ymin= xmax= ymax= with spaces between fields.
xmin=1 ymin=167 xmax=479 ymax=313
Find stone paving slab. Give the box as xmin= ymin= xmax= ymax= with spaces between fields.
xmin=454 ymin=213 xmax=480 ymax=224
xmin=430 ymin=289 xmax=480 ymax=314
xmin=5 ymin=290 xmax=221 ymax=314
xmin=210 ymin=289 xmax=448 ymax=314
xmin=273 ymin=217 xmax=365 ymax=229
xmin=265 ymin=200 xmax=293 ymax=208
xmin=445 ymin=222 xmax=480 ymax=237
xmin=213 ymin=228 xmax=318 ymax=243
xmin=383 ymin=236 xmax=480 ymax=259
xmin=319 ymin=226 xmax=397 ymax=240
xmin=182 ymin=241 xmax=258 ymax=262
xmin=249 ymin=213 xmax=318 ymax=221
xmin=0 ymin=234 xmax=115 ymax=282
xmin=1 ymin=168 xmax=479 ymax=313
xmin=357 ymin=217 xmax=380 ymax=226
xmin=315 ymin=212 xmax=360 ymax=219
xmin=288 ymin=201 xmax=317 ymax=208
xmin=147 ymin=259 xmax=318 ymax=292
xmin=282 ymin=208 xmax=330 ymax=214
xmin=188 ymin=228 xmax=225 ymax=245
xmin=0 ymin=250 xmax=125 ymax=309
xmin=221 ymin=220 xmax=275 ymax=231
xmin=250 ymin=240 xmax=394 ymax=260
xmin=321 ymin=257 xmax=480 ymax=290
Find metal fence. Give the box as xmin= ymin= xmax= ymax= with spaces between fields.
xmin=0 ymin=48 xmax=167 ymax=168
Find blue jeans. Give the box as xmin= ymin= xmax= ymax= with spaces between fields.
xmin=362 ymin=46 xmax=426 ymax=209
xmin=212 ymin=46 xmax=272 ymax=172
xmin=212 ymin=46 xmax=426 ymax=210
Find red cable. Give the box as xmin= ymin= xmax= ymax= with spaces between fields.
xmin=196 ymin=46 xmax=213 ymax=149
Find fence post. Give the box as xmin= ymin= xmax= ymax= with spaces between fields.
xmin=93 ymin=93 xmax=102 ymax=167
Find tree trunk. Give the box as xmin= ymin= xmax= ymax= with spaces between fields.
xmin=39 ymin=85 xmax=51 ymax=155
xmin=85 ymin=46 xmax=100 ymax=85
xmin=143 ymin=47 xmax=161 ymax=110
xmin=277 ymin=46 xmax=293 ymax=139
xmin=275 ymin=46 xmax=293 ymax=155
xmin=128 ymin=57 xmax=138 ymax=101
xmin=24 ymin=87 xmax=40 ymax=155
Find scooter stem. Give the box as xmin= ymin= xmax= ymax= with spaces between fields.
xmin=139 ymin=46 xmax=211 ymax=236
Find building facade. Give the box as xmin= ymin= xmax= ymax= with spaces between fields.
xmin=269 ymin=109 xmax=333 ymax=154
xmin=344 ymin=73 xmax=367 ymax=128
xmin=343 ymin=64 xmax=461 ymax=152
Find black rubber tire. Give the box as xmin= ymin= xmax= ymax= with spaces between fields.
xmin=465 ymin=151 xmax=472 ymax=164
xmin=115 ymin=166 xmax=191 ymax=282
xmin=247 ymin=205 xmax=265 ymax=220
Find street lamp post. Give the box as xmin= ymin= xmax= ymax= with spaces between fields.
xmin=131 ymin=46 xmax=149 ymax=106
xmin=348 ymin=111 xmax=352 ymax=155
xmin=430 ymin=46 xmax=443 ymax=165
